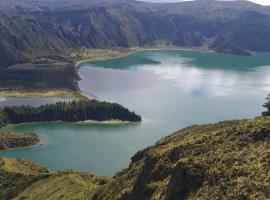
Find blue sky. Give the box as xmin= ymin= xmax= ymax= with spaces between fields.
xmin=137 ymin=0 xmax=270 ymax=6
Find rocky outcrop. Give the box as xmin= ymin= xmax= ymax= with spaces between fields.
xmin=0 ymin=133 xmax=40 ymax=150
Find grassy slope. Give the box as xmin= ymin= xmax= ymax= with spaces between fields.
xmin=0 ymin=157 xmax=49 ymax=200
xmin=13 ymin=172 xmax=110 ymax=200
xmin=0 ymin=157 xmax=110 ymax=200
xmin=96 ymin=117 xmax=270 ymax=200
xmin=1 ymin=116 xmax=269 ymax=200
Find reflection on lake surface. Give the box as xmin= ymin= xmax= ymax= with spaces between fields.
xmin=1 ymin=50 xmax=270 ymax=176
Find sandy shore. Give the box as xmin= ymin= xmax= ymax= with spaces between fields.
xmin=77 ymin=119 xmax=141 ymax=125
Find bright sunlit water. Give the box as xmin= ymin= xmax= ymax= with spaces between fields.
xmin=1 ymin=50 xmax=270 ymax=176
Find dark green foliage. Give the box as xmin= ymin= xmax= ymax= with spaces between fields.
xmin=3 ymin=100 xmax=141 ymax=124
xmin=262 ymin=94 xmax=270 ymax=116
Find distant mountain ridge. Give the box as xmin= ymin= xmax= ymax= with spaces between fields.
xmin=0 ymin=0 xmax=270 ymax=67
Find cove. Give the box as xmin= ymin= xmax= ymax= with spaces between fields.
xmin=1 ymin=50 xmax=270 ymax=176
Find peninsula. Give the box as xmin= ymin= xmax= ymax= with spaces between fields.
xmin=0 ymin=100 xmax=141 ymax=150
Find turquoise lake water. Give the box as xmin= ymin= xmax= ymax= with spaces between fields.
xmin=1 ymin=50 xmax=270 ymax=176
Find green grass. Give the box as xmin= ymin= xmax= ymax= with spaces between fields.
xmin=0 ymin=157 xmax=49 ymax=200
xmin=13 ymin=172 xmax=110 ymax=200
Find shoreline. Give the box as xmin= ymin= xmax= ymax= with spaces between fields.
xmin=0 ymin=118 xmax=139 ymax=152
xmin=76 ymin=119 xmax=142 ymax=125
xmin=13 ymin=119 xmax=141 ymax=126
xmin=0 ymin=133 xmax=43 ymax=152
xmin=75 ymin=46 xmax=211 ymax=67
xmin=0 ymin=47 xmax=209 ymax=100
xmin=0 ymin=141 xmax=43 ymax=152
xmin=75 ymin=48 xmax=137 ymax=68
xmin=0 ymin=117 xmax=140 ymax=153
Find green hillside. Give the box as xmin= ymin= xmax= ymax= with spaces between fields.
xmin=1 ymin=0 xmax=270 ymax=69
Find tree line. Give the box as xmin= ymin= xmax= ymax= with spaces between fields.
xmin=0 ymin=100 xmax=141 ymax=127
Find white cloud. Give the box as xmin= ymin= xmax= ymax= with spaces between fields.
xmin=244 ymin=0 xmax=270 ymax=5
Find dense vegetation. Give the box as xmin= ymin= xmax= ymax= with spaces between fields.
xmin=1 ymin=116 xmax=270 ymax=199
xmin=2 ymin=100 xmax=141 ymax=124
